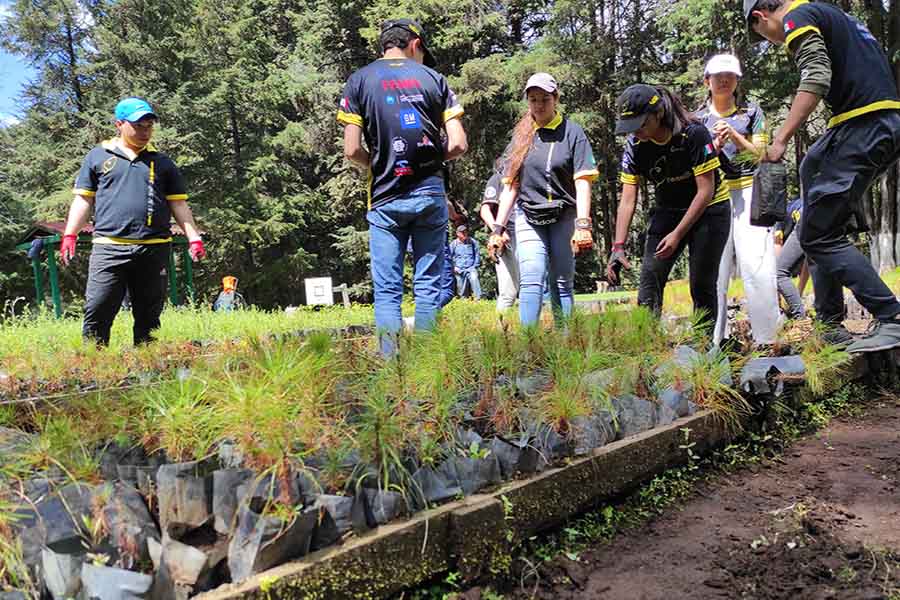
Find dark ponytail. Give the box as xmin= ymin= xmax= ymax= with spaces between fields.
xmin=654 ymin=86 xmax=697 ymax=133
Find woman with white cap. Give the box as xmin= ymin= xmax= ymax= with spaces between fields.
xmin=489 ymin=73 xmax=599 ymax=326
xmin=696 ymin=53 xmax=780 ymax=348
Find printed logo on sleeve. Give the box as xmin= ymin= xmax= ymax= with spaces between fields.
xmin=399 ymin=109 xmax=420 ymax=130
xmin=784 ymin=19 xmax=795 ymax=32
xmin=484 ymin=186 xmax=497 ymax=200
xmin=704 ymin=143 xmax=716 ymax=155
xmin=340 ymin=97 xmax=349 ymax=110
xmin=416 ymin=134 xmax=435 ymax=148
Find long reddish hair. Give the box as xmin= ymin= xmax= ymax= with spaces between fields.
xmin=503 ymin=92 xmax=559 ymax=184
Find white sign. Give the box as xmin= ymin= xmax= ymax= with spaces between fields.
xmin=304 ymin=277 xmax=334 ymax=306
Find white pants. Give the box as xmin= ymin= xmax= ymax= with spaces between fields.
xmin=495 ymin=223 xmax=519 ymax=310
xmin=714 ymin=186 xmax=781 ymax=345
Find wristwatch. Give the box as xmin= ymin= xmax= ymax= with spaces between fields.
xmin=575 ymin=217 xmax=592 ymax=230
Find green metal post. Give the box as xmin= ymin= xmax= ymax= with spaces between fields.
xmin=181 ymin=245 xmax=195 ymax=305
xmin=168 ymin=246 xmax=179 ymax=306
xmin=31 ymin=255 xmax=45 ymax=308
xmin=46 ymin=247 xmax=62 ymax=318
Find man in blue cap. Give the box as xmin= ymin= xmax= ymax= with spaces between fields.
xmin=745 ymin=0 xmax=900 ymax=352
xmin=337 ymin=18 xmax=468 ymax=355
xmin=61 ymin=97 xmax=205 ymax=346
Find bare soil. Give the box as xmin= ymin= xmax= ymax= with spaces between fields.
xmin=468 ymin=395 xmax=900 ymax=600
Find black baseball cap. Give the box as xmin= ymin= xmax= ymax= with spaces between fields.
xmin=614 ymin=84 xmax=662 ymax=135
xmin=743 ymin=0 xmax=765 ymax=42
xmin=381 ymin=18 xmax=436 ymax=68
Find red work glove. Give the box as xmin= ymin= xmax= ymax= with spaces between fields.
xmin=60 ymin=234 xmax=77 ymax=266
xmin=189 ymin=239 xmax=206 ymax=262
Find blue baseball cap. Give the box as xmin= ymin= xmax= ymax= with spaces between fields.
xmin=114 ymin=97 xmax=156 ymax=122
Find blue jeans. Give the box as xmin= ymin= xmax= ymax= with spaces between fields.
xmin=438 ymin=241 xmax=455 ymax=308
xmin=455 ymin=269 xmax=482 ymax=299
xmin=367 ymin=185 xmax=448 ymax=355
xmin=515 ymin=205 xmax=575 ymax=326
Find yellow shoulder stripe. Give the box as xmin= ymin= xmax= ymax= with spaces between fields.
xmin=785 ymin=25 xmax=821 ymax=47
xmin=443 ymin=105 xmax=465 ymax=123
xmin=693 ymin=157 xmax=721 ymax=176
xmin=619 ymin=172 xmax=639 ymax=185
xmin=574 ymin=169 xmax=600 ymax=182
xmin=337 ymin=111 xmax=363 ymax=127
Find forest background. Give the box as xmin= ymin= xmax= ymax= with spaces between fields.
xmin=0 ymin=0 xmax=898 ymax=309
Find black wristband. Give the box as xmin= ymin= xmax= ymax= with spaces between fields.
xmin=491 ymin=224 xmax=506 ymax=235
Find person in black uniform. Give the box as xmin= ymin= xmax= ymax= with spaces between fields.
xmin=62 ymin=97 xmax=205 ymax=346
xmin=337 ymin=18 xmax=467 ymax=355
xmin=607 ymin=84 xmax=731 ymax=334
xmin=746 ymin=0 xmax=900 ymax=352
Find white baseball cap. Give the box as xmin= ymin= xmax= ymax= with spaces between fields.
xmin=524 ymin=72 xmax=558 ymax=95
xmin=704 ymin=54 xmax=742 ymax=77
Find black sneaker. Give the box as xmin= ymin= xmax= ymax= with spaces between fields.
xmin=821 ymin=324 xmax=854 ymax=347
xmin=846 ymin=319 xmax=900 ymax=353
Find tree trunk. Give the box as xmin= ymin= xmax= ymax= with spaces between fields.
xmin=63 ymin=7 xmax=84 ymax=113
xmin=228 ymin=99 xmax=243 ymax=180
xmin=863 ymin=0 xmax=900 ymax=271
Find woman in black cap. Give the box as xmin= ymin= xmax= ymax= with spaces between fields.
xmin=606 ymin=84 xmax=731 ymax=334
xmin=489 ymin=72 xmax=599 ymax=326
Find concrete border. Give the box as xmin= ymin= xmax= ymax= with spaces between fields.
xmin=198 ymin=354 xmax=883 ymax=600
xmin=199 ymin=411 xmax=731 ymax=600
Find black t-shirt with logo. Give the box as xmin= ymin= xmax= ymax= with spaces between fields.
xmin=784 ymin=0 xmax=900 ymax=128
xmin=337 ymin=58 xmax=464 ymax=208
xmin=73 ymin=139 xmax=187 ymax=242
xmin=695 ymin=102 xmax=767 ymax=189
xmin=502 ymin=114 xmax=599 ymax=219
xmin=619 ymin=122 xmax=728 ymax=209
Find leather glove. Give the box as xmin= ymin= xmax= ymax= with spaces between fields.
xmin=487 ymin=233 xmax=507 ymax=262
xmin=60 ymin=234 xmax=77 ymax=266
xmin=570 ymin=229 xmax=593 ymax=256
xmin=606 ymin=243 xmax=631 ymax=285
xmin=189 ymin=239 xmax=206 ymax=261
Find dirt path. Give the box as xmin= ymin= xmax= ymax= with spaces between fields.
xmin=483 ymin=396 xmax=900 ymax=600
